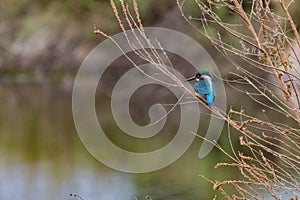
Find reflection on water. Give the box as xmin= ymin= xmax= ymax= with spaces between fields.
xmin=0 ymin=83 xmax=229 ymax=199
xmin=0 ymin=158 xmax=135 ymax=200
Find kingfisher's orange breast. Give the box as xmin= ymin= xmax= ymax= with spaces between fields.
xmin=195 ymin=92 xmax=201 ymax=98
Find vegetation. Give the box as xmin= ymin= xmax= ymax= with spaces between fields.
xmin=94 ymin=0 xmax=300 ymax=199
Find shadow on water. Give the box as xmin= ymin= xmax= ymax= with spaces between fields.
xmin=0 ymin=82 xmax=231 ymax=200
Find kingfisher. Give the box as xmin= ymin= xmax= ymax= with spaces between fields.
xmin=186 ymin=69 xmax=215 ymax=106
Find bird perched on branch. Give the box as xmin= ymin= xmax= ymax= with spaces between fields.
xmin=186 ymin=70 xmax=215 ymax=106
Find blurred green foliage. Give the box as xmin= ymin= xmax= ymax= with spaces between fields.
xmin=2 ymin=0 xmax=300 ymax=50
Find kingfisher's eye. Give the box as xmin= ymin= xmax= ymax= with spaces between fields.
xmin=196 ymin=73 xmax=201 ymax=78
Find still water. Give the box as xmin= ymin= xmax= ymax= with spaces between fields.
xmin=0 ymin=82 xmax=230 ymax=200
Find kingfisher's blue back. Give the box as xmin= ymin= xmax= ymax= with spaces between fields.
xmin=194 ymin=79 xmax=215 ymax=106
xmin=194 ymin=70 xmax=215 ymax=106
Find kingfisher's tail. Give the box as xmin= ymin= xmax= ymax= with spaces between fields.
xmin=206 ymin=94 xmax=214 ymax=106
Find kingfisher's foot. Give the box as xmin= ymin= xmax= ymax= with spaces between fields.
xmin=195 ymin=92 xmax=209 ymax=105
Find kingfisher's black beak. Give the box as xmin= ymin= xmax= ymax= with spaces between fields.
xmin=185 ymin=76 xmax=196 ymax=82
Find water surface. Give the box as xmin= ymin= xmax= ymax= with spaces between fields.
xmin=0 ymin=82 xmax=230 ymax=200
